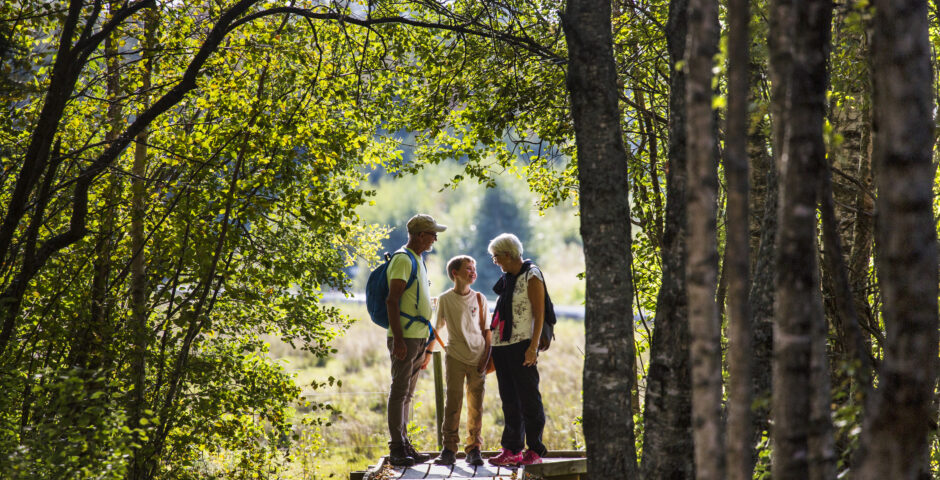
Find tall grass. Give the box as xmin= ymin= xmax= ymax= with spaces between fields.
xmin=272 ymin=302 xmax=585 ymax=478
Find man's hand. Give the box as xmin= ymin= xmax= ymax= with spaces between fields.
xmin=392 ymin=336 xmax=407 ymax=360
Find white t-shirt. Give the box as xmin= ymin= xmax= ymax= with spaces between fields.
xmin=492 ymin=266 xmax=544 ymax=347
xmin=435 ymin=288 xmax=488 ymax=365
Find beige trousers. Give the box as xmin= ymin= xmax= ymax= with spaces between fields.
xmin=442 ymin=355 xmax=486 ymax=452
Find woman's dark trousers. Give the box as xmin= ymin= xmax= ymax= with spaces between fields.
xmin=492 ymin=340 xmax=547 ymax=456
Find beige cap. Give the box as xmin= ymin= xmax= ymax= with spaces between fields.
xmin=407 ymin=214 xmax=447 ymax=234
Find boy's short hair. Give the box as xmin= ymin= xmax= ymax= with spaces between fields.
xmin=446 ymin=255 xmax=476 ymax=281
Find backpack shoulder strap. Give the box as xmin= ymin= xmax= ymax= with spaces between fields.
xmin=394 ymin=249 xmax=434 ymax=345
xmin=392 ymin=248 xmax=419 ymax=290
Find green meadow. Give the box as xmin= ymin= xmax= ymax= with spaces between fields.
xmin=271 ymin=303 xmax=586 ymax=479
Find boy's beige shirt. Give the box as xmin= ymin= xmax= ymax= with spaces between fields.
xmin=435 ymin=288 xmax=488 ymax=365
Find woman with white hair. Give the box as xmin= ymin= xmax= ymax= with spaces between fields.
xmin=485 ymin=233 xmax=548 ymax=467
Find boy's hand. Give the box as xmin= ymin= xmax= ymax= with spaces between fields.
xmin=477 ymin=357 xmax=489 ymax=374
xmin=420 ymin=350 xmax=433 ymax=370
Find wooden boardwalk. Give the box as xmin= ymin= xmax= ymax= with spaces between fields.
xmin=352 ymin=451 xmax=586 ymax=480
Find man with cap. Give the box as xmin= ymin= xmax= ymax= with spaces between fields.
xmin=385 ymin=214 xmax=447 ymax=466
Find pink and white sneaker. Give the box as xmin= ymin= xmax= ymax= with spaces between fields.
xmin=518 ymin=449 xmax=543 ymax=466
xmin=488 ymin=448 xmax=523 ymax=466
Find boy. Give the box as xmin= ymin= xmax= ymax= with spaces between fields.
xmin=430 ymin=255 xmax=491 ymax=466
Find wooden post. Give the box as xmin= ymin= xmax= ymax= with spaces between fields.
xmin=433 ymin=351 xmax=444 ymax=448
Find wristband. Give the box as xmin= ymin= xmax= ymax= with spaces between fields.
xmin=426 ymin=350 xmax=434 ymax=354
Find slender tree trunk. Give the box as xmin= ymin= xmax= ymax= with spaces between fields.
xmin=818 ymin=162 xmax=872 ymax=392
xmin=562 ymin=2 xmax=638 ymax=478
xmin=807 ymin=1 xmax=840 ymax=476
xmin=685 ymin=0 xmax=724 ymax=478
xmin=725 ymin=0 xmax=754 ymax=478
xmin=828 ymin=1 xmax=870 ymax=248
xmin=640 ymin=0 xmax=693 ymax=477
xmin=746 ymin=0 xmax=776 ymax=456
xmin=748 ymin=159 xmax=776 ymax=459
xmin=848 ymin=109 xmax=875 ymax=350
xmin=127 ymin=8 xmax=156 ymax=480
xmin=771 ymin=0 xmax=834 ymax=478
xmin=823 ymin=5 xmax=874 ymax=417
xmin=856 ymin=1 xmax=938 ymax=478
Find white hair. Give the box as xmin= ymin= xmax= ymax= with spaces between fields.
xmin=488 ymin=233 xmax=523 ymax=260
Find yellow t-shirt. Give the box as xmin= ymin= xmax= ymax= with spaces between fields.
xmin=386 ymin=248 xmax=432 ymax=338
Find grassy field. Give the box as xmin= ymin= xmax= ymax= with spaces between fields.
xmin=270 ymin=302 xmax=585 ymax=479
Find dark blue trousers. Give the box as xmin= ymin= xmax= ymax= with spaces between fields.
xmin=492 ymin=340 xmax=547 ymax=456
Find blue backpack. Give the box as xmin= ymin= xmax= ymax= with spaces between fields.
xmin=365 ymin=249 xmax=435 ymax=345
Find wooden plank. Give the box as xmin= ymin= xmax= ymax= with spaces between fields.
xmin=361 ymin=453 xmax=587 ymax=479
xmin=426 ymin=463 xmax=454 ymax=478
xmin=449 ymin=463 xmax=477 ymax=477
xmin=540 ymin=450 xmax=586 ymax=459
xmin=522 ymin=458 xmax=587 ymax=478
xmin=397 ymin=463 xmax=431 ymax=479
xmin=470 ymin=463 xmax=510 ymax=478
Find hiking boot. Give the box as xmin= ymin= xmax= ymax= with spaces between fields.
xmin=466 ymin=447 xmax=484 ymax=466
xmin=434 ymin=448 xmax=456 ymax=465
xmin=388 ymin=446 xmax=415 ymax=467
xmin=488 ymin=448 xmax=522 ymax=466
xmin=404 ymin=441 xmax=431 ymax=463
xmin=518 ymin=449 xmax=543 ymax=466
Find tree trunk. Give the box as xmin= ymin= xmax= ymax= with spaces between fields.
xmin=640 ymin=0 xmax=694 ymax=477
xmin=686 ymin=0 xmax=725 ymax=480
xmin=748 ymin=156 xmax=776 ymax=463
xmin=770 ymin=0 xmax=834 ymax=478
xmin=685 ymin=0 xmax=724 ymax=478
xmin=818 ymin=162 xmax=872 ymax=392
xmin=127 ymin=8 xmax=157 ymax=480
xmin=856 ymin=1 xmax=938 ymax=478
xmin=746 ymin=1 xmax=776 ymax=458
xmin=828 ymin=1 xmax=870 ymax=252
xmin=848 ymin=106 xmax=875 ymax=353
xmin=823 ymin=1 xmax=874 ymax=401
xmin=808 ymin=235 xmax=837 ymax=480
xmin=724 ymin=0 xmax=754 ymax=477
xmin=562 ymin=2 xmax=638 ymax=478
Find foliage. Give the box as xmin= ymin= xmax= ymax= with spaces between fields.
xmin=0 ymin=1 xmax=582 ymax=478
xmin=3 ymin=0 xmax=939 ymax=478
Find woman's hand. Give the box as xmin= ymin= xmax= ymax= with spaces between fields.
xmin=523 ymin=345 xmax=538 ymax=366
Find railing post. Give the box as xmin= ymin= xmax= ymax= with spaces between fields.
xmin=432 ymin=351 xmax=444 ymax=448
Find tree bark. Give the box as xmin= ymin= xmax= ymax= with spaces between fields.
xmin=725 ymin=0 xmax=754 ymax=477
xmin=770 ymin=0 xmax=834 ymax=478
xmin=746 ymin=0 xmax=776 ymax=457
xmin=823 ymin=2 xmax=874 ymax=403
xmin=640 ymin=0 xmax=694 ymax=478
xmin=818 ymin=162 xmax=872 ymax=393
xmin=685 ymin=0 xmax=724 ymax=478
xmin=856 ymin=1 xmax=938 ymax=478
xmin=562 ymin=2 xmax=638 ymax=478
xmin=127 ymin=7 xmax=157 ymax=480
